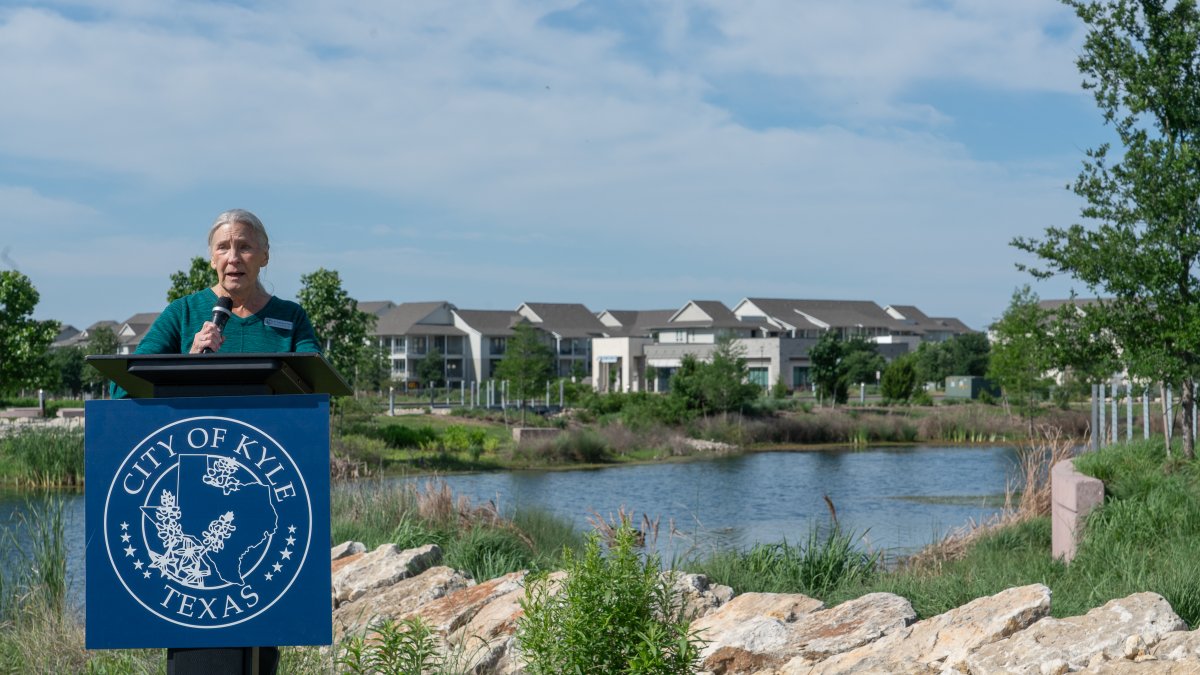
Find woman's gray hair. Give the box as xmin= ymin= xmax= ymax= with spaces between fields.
xmin=208 ymin=209 xmax=269 ymax=250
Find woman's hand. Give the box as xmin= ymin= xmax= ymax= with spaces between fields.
xmin=189 ymin=321 xmax=226 ymax=354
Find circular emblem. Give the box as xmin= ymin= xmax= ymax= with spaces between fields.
xmin=103 ymin=416 xmax=311 ymax=628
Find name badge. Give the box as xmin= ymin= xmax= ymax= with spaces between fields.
xmin=264 ymin=318 xmax=294 ymax=331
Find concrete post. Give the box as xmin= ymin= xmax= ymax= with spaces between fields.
xmin=1144 ymin=390 xmax=1150 ymax=440
xmin=1099 ymin=383 xmax=1107 ymax=447
xmin=1168 ymin=387 xmax=1174 ymax=445
xmin=389 ymin=387 xmax=395 ymax=416
xmin=1091 ymin=384 xmax=1100 ymax=452
xmin=1112 ymin=375 xmax=1119 ymax=444
xmin=1126 ymin=382 xmax=1132 ymax=441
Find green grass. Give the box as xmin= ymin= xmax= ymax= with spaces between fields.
xmin=821 ymin=438 xmax=1200 ymax=625
xmin=681 ymin=526 xmax=882 ymax=600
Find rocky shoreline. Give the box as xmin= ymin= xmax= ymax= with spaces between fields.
xmin=330 ymin=541 xmax=1200 ymax=674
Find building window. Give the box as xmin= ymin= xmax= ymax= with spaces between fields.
xmin=748 ymin=367 xmax=769 ymax=388
xmin=489 ymin=337 xmax=507 ymax=355
xmin=391 ymin=336 xmax=406 ymax=354
xmin=445 ymin=359 xmax=462 ymax=378
xmin=446 ymin=335 xmax=464 ymax=355
xmin=411 ymin=336 xmax=426 ymax=355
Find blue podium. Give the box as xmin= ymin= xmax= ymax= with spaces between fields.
xmin=85 ymin=353 xmax=350 ymax=674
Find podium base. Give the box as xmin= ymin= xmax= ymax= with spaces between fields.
xmin=166 ymin=646 xmax=279 ymax=674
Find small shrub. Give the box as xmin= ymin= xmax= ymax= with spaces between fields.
xmin=911 ymin=390 xmax=934 ymax=406
xmin=336 ymin=617 xmax=442 ymax=675
xmin=518 ymin=525 xmax=703 ymax=674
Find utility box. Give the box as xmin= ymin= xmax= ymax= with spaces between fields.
xmin=945 ymin=376 xmax=1000 ymax=400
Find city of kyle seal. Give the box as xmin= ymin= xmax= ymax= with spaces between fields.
xmin=85 ymin=395 xmax=331 ymax=649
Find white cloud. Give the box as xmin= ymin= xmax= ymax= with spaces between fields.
xmin=6 ymin=1 xmax=1096 ymax=330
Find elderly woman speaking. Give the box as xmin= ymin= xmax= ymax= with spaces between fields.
xmin=134 ymin=209 xmax=321 ymax=356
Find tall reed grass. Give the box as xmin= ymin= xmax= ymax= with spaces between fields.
xmin=680 ymin=525 xmax=881 ymax=601
xmin=0 ymin=428 xmax=84 ymax=488
xmin=331 ymin=480 xmax=578 ymax=580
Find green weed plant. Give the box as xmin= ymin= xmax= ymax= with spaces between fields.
xmin=518 ymin=525 xmax=703 ymax=674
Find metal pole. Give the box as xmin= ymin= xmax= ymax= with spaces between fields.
xmin=1091 ymin=384 xmax=1100 ymax=452
xmin=389 ymin=387 xmax=395 ymax=416
xmin=559 ymin=379 xmax=564 ymax=408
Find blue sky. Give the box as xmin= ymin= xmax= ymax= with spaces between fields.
xmin=2 ymin=0 xmax=1108 ymax=332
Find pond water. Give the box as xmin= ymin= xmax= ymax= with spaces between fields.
xmin=1 ymin=444 xmax=1020 ymax=610
xmin=381 ymin=444 xmax=1021 ymax=562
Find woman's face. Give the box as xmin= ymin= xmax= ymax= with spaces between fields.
xmin=209 ymin=222 xmax=268 ymax=297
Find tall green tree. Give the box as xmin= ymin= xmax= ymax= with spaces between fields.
xmin=297 ymin=268 xmax=376 ymax=387
xmin=48 ymin=346 xmax=87 ymax=397
xmin=809 ymin=332 xmax=847 ymax=405
xmin=881 ymin=356 xmax=918 ymax=403
xmin=494 ymin=323 xmax=554 ymax=424
xmin=167 ymin=256 xmax=218 ymax=302
xmin=988 ymin=287 xmax=1054 ymax=433
xmin=841 ymin=340 xmax=886 ymax=388
xmin=698 ymin=336 xmax=761 ymax=415
xmin=84 ymin=325 xmax=119 ymax=397
xmin=415 ymin=346 xmax=445 ymax=406
xmin=1015 ymin=0 xmax=1200 ymax=457
xmin=0 ymin=271 xmax=59 ymax=396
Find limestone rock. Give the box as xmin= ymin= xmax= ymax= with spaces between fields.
xmin=332 ymin=540 xmax=366 ymax=561
xmin=1151 ymin=630 xmax=1200 ymax=661
xmin=332 ymin=565 xmax=473 ymax=640
xmin=807 ymin=583 xmax=1052 ymax=674
xmin=406 ymin=570 xmax=528 ymax=636
xmin=668 ymin=571 xmax=735 ymax=621
xmin=331 ymin=543 xmax=442 ymax=607
xmin=1088 ymin=660 xmax=1200 ymax=673
xmin=451 ymin=572 xmax=535 ymax=674
xmin=778 ymin=592 xmax=916 ymax=670
xmin=966 ymin=592 xmax=1187 ymax=674
xmin=692 ymin=592 xmax=824 ymax=674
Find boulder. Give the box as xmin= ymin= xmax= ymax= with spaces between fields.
xmin=807 ymin=583 xmax=1052 ymax=674
xmin=966 ymin=592 xmax=1187 ymax=674
xmin=1152 ymin=629 xmax=1200 ymax=661
xmin=331 ymin=543 xmax=442 ymax=607
xmin=332 ymin=540 xmax=367 ymax=561
xmin=406 ymin=571 xmax=528 ymax=637
xmin=778 ymin=592 xmax=916 ymax=670
xmin=332 ymin=565 xmax=473 ymax=640
xmin=451 ymin=573 xmax=534 ymax=674
xmin=667 ymin=572 xmax=735 ymax=621
xmin=692 ymin=592 xmax=825 ymax=674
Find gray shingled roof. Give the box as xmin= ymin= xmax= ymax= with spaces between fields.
xmin=357 ymin=300 xmax=397 ymax=316
xmin=375 ymin=302 xmax=463 ymax=336
xmin=744 ymin=298 xmax=907 ymax=333
xmin=929 ymin=317 xmax=975 ymax=333
xmin=454 ymin=309 xmax=527 ymax=336
xmin=519 ymin=302 xmax=607 ymax=338
xmin=600 ymin=309 xmax=676 ymax=337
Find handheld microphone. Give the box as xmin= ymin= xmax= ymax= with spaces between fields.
xmin=201 ymin=296 xmax=234 ymax=354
